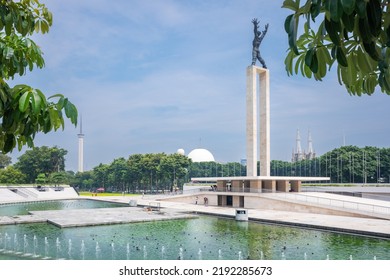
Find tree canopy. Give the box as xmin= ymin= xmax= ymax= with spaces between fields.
xmin=0 ymin=153 xmax=11 ymax=167
xmin=283 ymin=0 xmax=390 ymax=95
xmin=81 ymin=153 xmax=192 ymax=193
xmin=14 ymin=145 xmax=67 ymax=183
xmin=0 ymin=0 xmax=77 ymax=153
xmin=270 ymin=145 xmax=389 ymax=184
xmin=0 ymin=165 xmax=25 ymax=183
xmin=1 ymin=144 xmax=389 ymax=187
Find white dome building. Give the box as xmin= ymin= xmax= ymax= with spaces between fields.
xmin=176 ymin=148 xmax=185 ymax=155
xmin=187 ymin=148 xmax=215 ymax=162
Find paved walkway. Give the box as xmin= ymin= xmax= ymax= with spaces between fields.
xmin=28 ymin=207 xmax=196 ymax=228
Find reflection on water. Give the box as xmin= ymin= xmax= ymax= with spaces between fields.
xmin=1 ymin=216 xmax=389 ymax=260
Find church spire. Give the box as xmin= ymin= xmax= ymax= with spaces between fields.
xmin=306 ymin=129 xmax=316 ymax=160
xmin=292 ymin=128 xmax=316 ymax=162
xmin=296 ymin=128 xmax=302 ymax=154
xmin=292 ymin=129 xmax=304 ymax=162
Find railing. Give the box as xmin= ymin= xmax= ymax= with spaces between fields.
xmin=12 ymin=188 xmax=38 ymax=199
xmin=271 ymin=191 xmax=390 ymax=216
xmin=186 ymin=187 xmax=390 ymax=217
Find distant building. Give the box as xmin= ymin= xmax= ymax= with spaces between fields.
xmin=187 ymin=148 xmax=215 ymax=162
xmin=292 ymin=129 xmax=316 ymax=162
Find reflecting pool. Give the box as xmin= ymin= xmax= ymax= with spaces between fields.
xmin=0 ymin=199 xmax=126 ymax=216
xmin=1 ymin=215 xmax=389 ymax=260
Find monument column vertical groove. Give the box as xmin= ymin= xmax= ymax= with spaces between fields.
xmin=246 ymin=66 xmax=258 ymax=176
xmin=259 ymin=68 xmax=270 ymax=176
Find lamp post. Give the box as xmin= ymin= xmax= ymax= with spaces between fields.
xmin=362 ymin=150 xmax=367 ymax=184
xmin=377 ymin=150 xmax=381 ymax=183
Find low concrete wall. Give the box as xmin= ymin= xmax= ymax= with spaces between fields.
xmin=161 ymin=193 xmax=217 ymax=206
xmin=243 ymin=196 xmax=367 ymax=218
xmin=0 ymin=186 xmax=78 ymax=203
xmin=160 ymin=192 xmax=374 ymax=219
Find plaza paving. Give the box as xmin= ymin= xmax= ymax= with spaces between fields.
xmin=28 ymin=207 xmax=197 ymax=228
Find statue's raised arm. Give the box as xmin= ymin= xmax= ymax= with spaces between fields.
xmin=259 ymin=23 xmax=269 ymax=40
xmin=252 ymin=18 xmax=259 ymax=33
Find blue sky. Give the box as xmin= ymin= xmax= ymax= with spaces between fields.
xmin=9 ymin=0 xmax=390 ymax=171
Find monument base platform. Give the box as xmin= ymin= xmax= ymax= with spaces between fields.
xmin=191 ymin=176 xmax=330 ymax=193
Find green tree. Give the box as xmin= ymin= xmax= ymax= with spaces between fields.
xmin=92 ymin=163 xmax=109 ymax=189
xmin=0 ymin=153 xmax=11 ymax=167
xmin=318 ymin=145 xmax=385 ymax=183
xmin=127 ymin=154 xmax=144 ymax=192
xmin=188 ymin=161 xmax=246 ymax=178
xmin=271 ymin=160 xmax=290 ymax=176
xmin=283 ymin=0 xmax=390 ymax=95
xmin=35 ymin=172 xmax=46 ymax=184
xmin=0 ymin=0 xmax=77 ymax=153
xmin=14 ymin=145 xmax=67 ymax=183
xmin=72 ymin=170 xmax=94 ymax=191
xmin=159 ymin=153 xmax=191 ymax=190
xmin=379 ymin=147 xmax=390 ymax=181
xmin=48 ymin=171 xmax=72 ymax=185
xmin=0 ymin=165 xmax=25 ymax=183
xmin=140 ymin=153 xmax=164 ymax=192
xmin=107 ymin=157 xmax=129 ymax=192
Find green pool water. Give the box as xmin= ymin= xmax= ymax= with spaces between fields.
xmin=1 ymin=215 xmax=389 ymax=260
xmin=0 ymin=199 xmax=126 ymax=216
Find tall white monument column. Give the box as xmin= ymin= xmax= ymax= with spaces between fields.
xmin=77 ymin=116 xmax=84 ymax=172
xmin=246 ymin=66 xmax=270 ymax=177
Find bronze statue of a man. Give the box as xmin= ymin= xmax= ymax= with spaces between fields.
xmin=251 ymin=18 xmax=268 ymax=68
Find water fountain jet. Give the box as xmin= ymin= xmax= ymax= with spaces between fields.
xmin=33 ymin=235 xmax=38 ymax=257
xmin=95 ymin=241 xmax=101 ymax=260
xmin=126 ymin=243 xmax=130 ymax=260
xmin=80 ymin=240 xmax=85 ymax=260
xmin=68 ymin=239 xmax=73 ymax=259
xmin=161 ymin=245 xmax=165 ymax=259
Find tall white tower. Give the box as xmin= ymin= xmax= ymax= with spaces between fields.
xmin=77 ymin=116 xmax=84 ymax=172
